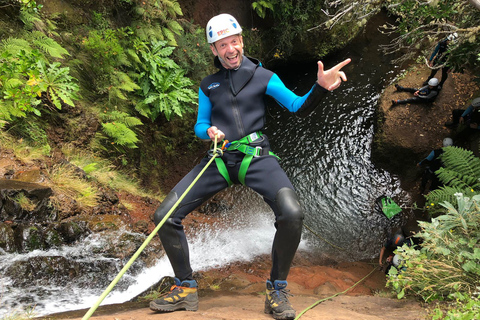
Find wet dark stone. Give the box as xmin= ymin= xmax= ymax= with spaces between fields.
xmin=0 ymin=222 xmax=16 ymax=253
xmin=0 ymin=179 xmax=53 ymax=222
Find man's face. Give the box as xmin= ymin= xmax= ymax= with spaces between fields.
xmin=211 ymin=35 xmax=244 ymax=70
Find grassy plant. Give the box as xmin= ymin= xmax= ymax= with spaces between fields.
xmin=0 ymin=131 xmax=47 ymax=163
xmin=61 ymin=145 xmax=160 ymax=200
xmin=47 ymin=164 xmax=100 ymax=208
xmin=13 ymin=193 xmax=36 ymax=211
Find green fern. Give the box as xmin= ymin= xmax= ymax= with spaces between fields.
xmin=100 ymin=110 xmax=142 ymax=149
xmin=31 ymin=31 xmax=69 ymax=58
xmin=426 ymin=147 xmax=480 ymax=213
xmin=437 ymin=146 xmax=480 ymax=189
xmin=1 ymin=33 xmax=68 ymax=60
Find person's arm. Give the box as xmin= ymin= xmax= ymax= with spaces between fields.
xmin=418 ymin=150 xmax=435 ymax=166
xmin=429 ymin=42 xmax=441 ymax=64
xmin=461 ymin=105 xmax=474 ymax=118
xmin=194 ymin=88 xmax=226 ymax=141
xmin=265 ymin=59 xmax=351 ymax=118
xmin=379 ymin=246 xmax=386 ymax=265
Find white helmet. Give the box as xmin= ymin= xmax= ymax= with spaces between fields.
xmin=447 ymin=32 xmax=458 ymax=42
xmin=443 ymin=137 xmax=453 ymax=147
xmin=392 ymin=254 xmax=402 ymax=268
xmin=428 ymin=78 xmax=439 ymax=86
xmin=472 ymin=97 xmax=480 ymax=107
xmin=206 ymin=14 xmax=242 ymax=44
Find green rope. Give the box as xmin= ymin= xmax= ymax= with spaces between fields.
xmin=81 ymin=137 xmax=222 ymax=320
xmin=294 ymin=267 xmax=377 ymax=320
xmin=303 ymin=223 xmax=345 ymax=251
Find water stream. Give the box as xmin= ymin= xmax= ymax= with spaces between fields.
xmin=0 ymin=12 xmax=411 ymax=317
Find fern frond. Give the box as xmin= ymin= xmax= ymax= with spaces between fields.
xmin=162 ymin=27 xmax=177 ymax=46
xmin=426 ymin=186 xmax=469 ymax=211
xmin=441 ymin=146 xmax=480 ymax=179
xmin=1 ymin=38 xmax=32 ymax=55
xmin=101 ymin=122 xmax=139 ymax=148
xmin=31 ymin=31 xmax=69 ymax=59
xmin=167 ymin=20 xmax=183 ymax=35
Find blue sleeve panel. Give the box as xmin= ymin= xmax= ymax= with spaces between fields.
xmin=419 ymin=150 xmax=435 ymax=165
xmin=461 ymin=105 xmax=473 ymax=118
xmin=194 ymin=88 xmax=212 ymax=140
xmin=429 ymin=43 xmax=441 ymax=61
xmin=265 ymin=73 xmax=310 ymax=112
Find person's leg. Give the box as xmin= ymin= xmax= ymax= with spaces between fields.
xmin=150 ymin=157 xmax=229 ymax=312
xmin=424 ymin=68 xmax=438 ymax=85
xmin=393 ymin=97 xmax=422 ymax=105
xmin=395 ymin=86 xmax=418 ymax=93
xmin=244 ymin=156 xmax=302 ymax=319
xmin=439 ymin=66 xmax=450 ymax=88
xmin=446 ymin=109 xmax=466 ymax=126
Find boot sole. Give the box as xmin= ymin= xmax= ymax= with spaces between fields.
xmin=149 ymin=300 xmax=198 ymax=312
xmin=265 ymin=305 xmax=296 ymax=319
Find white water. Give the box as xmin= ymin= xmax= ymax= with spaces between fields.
xmin=0 ymin=212 xmax=309 ymax=317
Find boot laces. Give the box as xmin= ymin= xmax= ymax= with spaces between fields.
xmin=162 ymin=285 xmax=183 ymax=298
xmin=271 ymin=288 xmax=293 ymax=304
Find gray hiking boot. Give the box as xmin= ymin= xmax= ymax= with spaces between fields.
xmin=264 ymin=280 xmax=295 ymax=319
xmin=149 ymin=278 xmax=198 ymax=312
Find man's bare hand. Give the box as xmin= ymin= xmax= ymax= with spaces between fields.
xmin=207 ymin=126 xmax=225 ymax=142
xmin=317 ymin=58 xmax=351 ymax=91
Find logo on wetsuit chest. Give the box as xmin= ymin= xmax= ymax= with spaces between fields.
xmin=208 ymin=82 xmax=220 ymax=90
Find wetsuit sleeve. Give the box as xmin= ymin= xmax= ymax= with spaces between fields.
xmin=429 ymin=43 xmax=440 ymax=61
xmin=422 ymin=150 xmax=436 ymax=165
xmin=194 ymin=88 xmax=212 ymax=140
xmin=265 ymin=73 xmax=328 ymax=118
xmin=461 ymin=105 xmax=473 ymax=118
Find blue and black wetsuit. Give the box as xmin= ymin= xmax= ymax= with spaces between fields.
xmin=394 ymin=84 xmax=439 ymax=105
xmin=154 ymin=56 xmax=328 ymax=282
xmin=427 ymin=39 xmax=451 ymax=87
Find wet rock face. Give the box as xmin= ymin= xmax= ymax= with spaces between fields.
xmin=0 ymin=179 xmax=53 ymax=222
xmin=0 ymin=179 xmax=91 ymax=253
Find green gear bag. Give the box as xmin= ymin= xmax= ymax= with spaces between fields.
xmin=380 ymin=196 xmax=402 ymax=219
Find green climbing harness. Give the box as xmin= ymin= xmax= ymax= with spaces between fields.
xmin=214 ymin=131 xmax=279 ymax=186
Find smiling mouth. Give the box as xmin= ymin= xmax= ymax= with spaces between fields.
xmin=227 ymin=54 xmax=238 ymax=61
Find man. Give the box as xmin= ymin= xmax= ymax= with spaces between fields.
xmin=149 ymin=13 xmax=351 ymax=320
xmin=424 ymin=33 xmax=458 ymax=90
xmin=378 ymin=230 xmax=406 ymax=274
xmin=417 ymin=137 xmax=453 ymax=194
xmin=391 ymin=78 xmax=439 ymax=106
xmin=445 ymin=97 xmax=480 ymax=131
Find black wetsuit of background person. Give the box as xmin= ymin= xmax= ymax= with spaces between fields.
xmin=417 ymin=148 xmax=444 ymax=194
xmin=391 ymin=81 xmax=439 ymax=106
xmin=425 ymin=37 xmax=453 ymax=89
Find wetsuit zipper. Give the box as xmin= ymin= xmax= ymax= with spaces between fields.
xmin=228 ymin=69 xmax=246 ymax=138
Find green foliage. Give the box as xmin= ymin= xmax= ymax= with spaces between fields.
xmin=81 ymin=28 xmax=139 ymax=102
xmin=17 ymin=0 xmax=43 ymax=30
xmin=384 ymin=0 xmax=480 ymax=71
xmin=431 ymin=293 xmax=480 ymax=320
xmin=387 ymin=193 xmax=480 ymax=302
xmin=132 ymin=0 xmax=184 ymax=45
xmin=0 ymin=34 xmax=76 ymax=122
xmin=426 ymin=147 xmax=480 ymax=213
xmin=252 ymin=1 xmax=275 ymax=19
xmin=36 ymin=60 xmax=80 ymax=109
xmin=100 ymin=110 xmax=142 ymax=149
xmin=132 ymin=40 xmax=196 ymax=121
xmin=173 ymin=25 xmax=213 ymax=82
